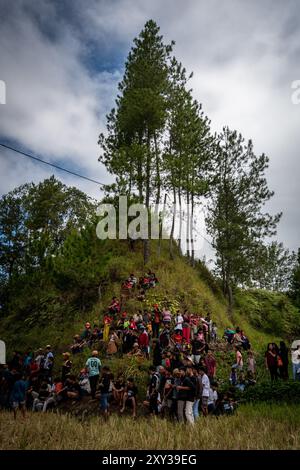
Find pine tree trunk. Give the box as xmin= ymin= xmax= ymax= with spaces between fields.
xmin=191 ymin=190 xmax=195 ymax=266
xmin=143 ymin=132 xmax=151 ymax=265
xmin=158 ymin=193 xmax=167 ymax=256
xmin=154 ymin=132 xmax=161 ymax=206
xmin=227 ymin=282 xmax=234 ymax=319
xmin=178 ymin=187 xmax=182 ymax=253
xmin=186 ymin=189 xmax=190 ymax=258
xmin=169 ymin=185 xmax=176 ymax=259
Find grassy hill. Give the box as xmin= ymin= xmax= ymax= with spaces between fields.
xmin=1 ymin=238 xmax=299 ymax=382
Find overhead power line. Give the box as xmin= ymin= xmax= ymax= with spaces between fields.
xmin=0 ymin=142 xmax=106 ymax=187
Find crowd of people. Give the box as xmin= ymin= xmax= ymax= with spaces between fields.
xmin=1 ymin=271 xmax=300 ymax=422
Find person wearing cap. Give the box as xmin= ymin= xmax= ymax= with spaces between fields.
xmin=85 ymin=350 xmax=102 ymax=399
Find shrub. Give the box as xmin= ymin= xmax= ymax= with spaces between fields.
xmin=242 ymin=380 xmax=300 ymax=403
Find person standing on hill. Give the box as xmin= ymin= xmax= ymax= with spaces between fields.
xmin=152 ymin=305 xmax=161 ymax=339
xmin=99 ymin=366 xmax=111 ymax=418
xmin=10 ymin=373 xmax=27 ymax=420
xmin=61 ymin=352 xmax=72 ymax=383
xmin=182 ymin=311 xmax=191 ymax=344
xmin=247 ymin=351 xmax=256 ymax=378
xmin=138 ymin=326 xmax=149 ymax=358
xmin=199 ymin=367 xmax=210 ymax=417
xmin=278 ymin=341 xmax=289 ymax=379
xmin=103 ymin=315 xmax=112 ymax=342
xmin=86 ymin=350 xmax=101 ymax=399
xmin=291 ymin=345 xmax=300 ymax=380
xmin=175 ymin=311 xmax=184 ymax=332
xmin=205 ymin=350 xmax=216 ymax=380
xmin=265 ymin=343 xmax=278 ymax=381
xmin=234 ymin=346 xmax=243 ymax=370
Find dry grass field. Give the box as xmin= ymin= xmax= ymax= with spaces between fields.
xmin=1 ymin=403 xmax=300 ymax=450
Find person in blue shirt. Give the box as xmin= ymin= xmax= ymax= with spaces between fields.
xmin=85 ymin=350 xmax=102 ymax=399
xmin=10 ymin=373 xmax=27 ymax=420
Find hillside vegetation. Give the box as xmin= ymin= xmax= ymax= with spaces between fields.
xmin=1 ymin=234 xmax=299 ymax=357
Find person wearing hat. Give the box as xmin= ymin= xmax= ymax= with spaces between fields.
xmin=61 ymin=352 xmax=72 ymax=383
xmin=86 ymin=350 xmax=102 ymax=399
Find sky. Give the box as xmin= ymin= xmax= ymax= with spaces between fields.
xmin=0 ymin=0 xmax=299 ymax=262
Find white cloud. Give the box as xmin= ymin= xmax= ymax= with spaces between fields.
xmin=0 ymin=1 xmax=119 ymax=197
xmin=0 ymin=0 xmax=299 ymax=254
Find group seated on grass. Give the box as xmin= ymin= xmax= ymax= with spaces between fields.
xmin=1 ymin=271 xmax=299 ymax=422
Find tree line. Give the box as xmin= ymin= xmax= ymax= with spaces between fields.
xmin=98 ymin=20 xmax=296 ymax=308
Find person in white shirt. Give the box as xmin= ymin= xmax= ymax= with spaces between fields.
xmin=44 ymin=345 xmax=54 ymax=370
xmin=175 ymin=312 xmax=184 ymax=331
xmin=291 ymin=345 xmax=300 ymax=380
xmin=199 ymin=368 xmax=210 ymax=417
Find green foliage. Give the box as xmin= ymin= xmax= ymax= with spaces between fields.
xmin=242 ymin=380 xmax=300 ymax=403
xmin=290 ymin=248 xmax=300 ymax=308
xmin=206 ymin=127 xmax=281 ymax=305
xmin=105 ymin=256 xmax=136 ymax=283
xmin=252 ymin=241 xmax=296 ymax=291
xmin=235 ymin=289 xmax=300 ymax=338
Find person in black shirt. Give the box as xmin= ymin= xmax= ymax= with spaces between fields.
xmin=176 ymin=367 xmax=196 ymax=424
xmin=99 ymin=366 xmax=111 ymax=417
xmin=152 ymin=339 xmax=162 ymax=367
xmin=144 ymin=366 xmax=161 ymax=415
xmin=278 ymin=341 xmax=289 ymax=379
xmin=120 ymin=377 xmax=138 ymax=418
xmin=112 ymin=374 xmax=125 ymax=406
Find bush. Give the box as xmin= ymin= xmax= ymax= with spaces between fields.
xmin=106 ymin=256 xmax=135 ymax=283
xmin=242 ymin=380 xmax=300 ymax=403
